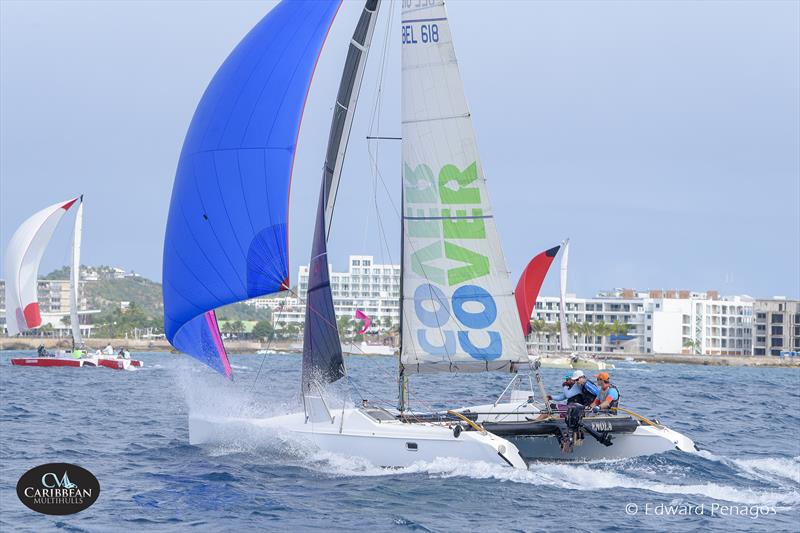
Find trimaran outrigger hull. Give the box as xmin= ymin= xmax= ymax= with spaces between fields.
xmin=452 ymin=399 xmax=697 ymax=462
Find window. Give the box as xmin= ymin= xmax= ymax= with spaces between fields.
xmin=771 ymin=337 xmax=783 ymax=347
xmin=771 ymin=314 xmax=783 ymax=324
xmin=756 ymin=312 xmax=767 ymax=320
xmin=771 ymin=349 xmax=782 ymax=356
xmin=757 ymin=325 xmax=766 ymax=332
xmin=771 ymin=326 xmax=783 ymax=335
xmin=754 ymin=348 xmax=765 ymax=355
xmin=646 ymin=325 xmax=651 ymax=331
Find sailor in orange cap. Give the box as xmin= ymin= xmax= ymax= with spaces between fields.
xmin=590 ymin=372 xmax=620 ymax=413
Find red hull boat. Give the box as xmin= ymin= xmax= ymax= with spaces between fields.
xmin=97 ymin=358 xmax=144 ymax=370
xmin=11 ymin=358 xmax=85 ymax=368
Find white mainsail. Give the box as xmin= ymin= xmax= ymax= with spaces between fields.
xmin=559 ymin=239 xmax=570 ymax=351
xmin=4 ymin=198 xmax=80 ymax=336
xmin=70 ymin=198 xmax=84 ymax=345
xmin=400 ymin=0 xmax=526 ymax=373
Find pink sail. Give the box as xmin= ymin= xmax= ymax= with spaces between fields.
xmin=355 ymin=309 xmax=372 ymax=335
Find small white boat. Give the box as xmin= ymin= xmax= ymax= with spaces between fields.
xmin=535 ymin=354 xmax=615 ymax=370
xmin=341 ymin=341 xmax=396 ymax=356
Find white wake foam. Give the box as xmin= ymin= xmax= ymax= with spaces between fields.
xmin=286 ymin=449 xmax=799 ymax=507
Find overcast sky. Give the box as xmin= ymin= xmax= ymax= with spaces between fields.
xmin=1 ymin=0 xmax=798 ymax=299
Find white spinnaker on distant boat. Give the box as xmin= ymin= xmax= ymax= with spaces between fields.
xmin=4 ymin=197 xmax=80 ymax=336
xmin=559 ymin=239 xmax=570 ymax=351
xmin=70 ymin=198 xmax=84 ymax=345
xmin=400 ymin=0 xmax=526 ymax=373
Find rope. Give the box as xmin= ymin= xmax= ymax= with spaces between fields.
xmin=611 ymin=406 xmax=660 ymax=427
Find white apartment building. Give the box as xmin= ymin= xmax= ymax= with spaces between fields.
xmin=529 ymin=289 xmax=753 ymax=356
xmin=247 ymin=256 xmax=401 ymax=328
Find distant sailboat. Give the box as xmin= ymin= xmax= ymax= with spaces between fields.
xmin=172 ymin=0 xmax=526 ymax=468
xmin=8 ymin=197 xmax=142 ymax=370
xmin=528 ymin=239 xmax=613 ymax=370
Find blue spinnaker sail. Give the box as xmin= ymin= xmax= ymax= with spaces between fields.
xmin=163 ymin=0 xmax=342 ymax=377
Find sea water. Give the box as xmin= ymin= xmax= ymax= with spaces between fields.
xmin=1 ymin=352 xmax=798 ymax=532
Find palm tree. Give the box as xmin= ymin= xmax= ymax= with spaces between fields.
xmin=337 ymin=316 xmax=354 ymax=342
xmin=529 ymin=320 xmax=546 ymax=342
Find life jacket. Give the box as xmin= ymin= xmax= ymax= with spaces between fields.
xmin=597 ymin=383 xmax=620 ymax=408
xmin=570 ymin=380 xmax=598 ymax=406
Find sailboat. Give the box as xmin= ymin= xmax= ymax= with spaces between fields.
xmin=165 ymin=0 xmax=528 ymax=469
xmin=7 ymin=197 xmax=93 ymax=368
xmin=7 ymin=197 xmax=143 ymax=370
xmin=536 ymin=240 xmax=614 ymax=370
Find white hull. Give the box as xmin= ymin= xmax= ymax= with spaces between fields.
xmin=189 ymin=403 xmax=526 ymax=469
xmin=536 ymin=356 xmax=614 ymax=370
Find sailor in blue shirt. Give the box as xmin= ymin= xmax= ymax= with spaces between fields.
xmin=548 ymin=371 xmax=581 ymax=403
xmin=548 ymin=370 xmax=599 ymax=406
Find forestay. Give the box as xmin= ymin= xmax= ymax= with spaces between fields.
xmin=162 ymin=0 xmax=341 ymax=377
xmin=323 ymin=0 xmax=381 ymax=238
xmin=400 ymin=0 xmax=527 ymax=373
xmin=4 ymin=197 xmax=80 ymax=336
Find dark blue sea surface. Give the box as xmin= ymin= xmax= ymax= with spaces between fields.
xmin=1 ymin=351 xmax=798 ymax=532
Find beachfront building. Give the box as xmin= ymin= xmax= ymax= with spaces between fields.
xmin=752 ymin=299 xmax=800 ymax=356
xmin=528 ymin=289 xmax=754 ymax=356
xmin=0 ymin=279 xmax=99 ymax=338
xmin=246 ymin=255 xmax=401 ymax=330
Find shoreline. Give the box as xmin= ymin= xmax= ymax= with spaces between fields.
xmin=2 ymin=337 xmax=798 ymax=368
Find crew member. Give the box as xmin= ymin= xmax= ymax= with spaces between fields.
xmin=570 ymin=370 xmax=599 ymax=407
xmin=547 ymin=372 xmax=578 ymax=403
xmin=591 ymin=372 xmax=620 ymax=412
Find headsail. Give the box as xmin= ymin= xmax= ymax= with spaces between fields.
xmin=301 ymin=184 xmax=344 ymax=390
xmin=400 ymin=0 xmax=527 ymax=373
xmin=515 ymin=245 xmax=560 ymax=335
xmin=4 ymin=197 xmax=79 ymax=336
xmin=70 ymin=197 xmax=84 ymax=345
xmin=162 ymin=0 xmax=342 ymax=377
xmin=301 ymin=0 xmax=382 ymax=390
xmin=558 ymin=239 xmax=571 ymax=351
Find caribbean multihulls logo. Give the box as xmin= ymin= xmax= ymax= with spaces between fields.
xmin=17 ymin=463 xmax=100 ymax=515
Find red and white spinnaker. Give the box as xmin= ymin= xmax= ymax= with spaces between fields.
xmin=4 ymin=197 xmax=80 ymax=335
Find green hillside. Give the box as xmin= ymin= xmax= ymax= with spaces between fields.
xmin=43 ymin=266 xmax=274 ymax=334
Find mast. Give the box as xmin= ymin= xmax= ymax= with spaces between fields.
xmin=398 ymin=149 xmax=407 ymax=413
xmin=70 ymin=196 xmax=84 ymax=348
xmin=558 ymin=239 xmax=570 ymax=352
xmin=324 ymin=0 xmax=381 ymax=239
